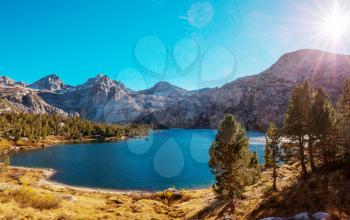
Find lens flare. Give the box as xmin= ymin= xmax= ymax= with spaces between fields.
xmin=321 ymin=12 xmax=350 ymax=40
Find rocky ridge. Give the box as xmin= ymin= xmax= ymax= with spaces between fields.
xmin=1 ymin=49 xmax=350 ymax=130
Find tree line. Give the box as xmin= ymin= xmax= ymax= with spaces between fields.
xmin=0 ymin=112 xmax=148 ymax=142
xmin=265 ymin=80 xmax=350 ymax=190
xmin=209 ymin=79 xmax=350 ymax=213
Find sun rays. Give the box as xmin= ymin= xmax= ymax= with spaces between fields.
xmin=319 ymin=2 xmax=350 ymax=43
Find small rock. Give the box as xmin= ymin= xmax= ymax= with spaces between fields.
xmin=260 ymin=218 xmax=286 ymax=220
xmin=110 ymin=198 xmax=124 ymax=205
xmin=10 ymin=146 xmax=20 ymax=152
xmin=288 ymin=212 xmax=310 ymax=220
xmin=61 ymin=195 xmax=76 ymax=202
xmin=166 ymin=187 xmax=181 ymax=196
xmin=312 ymin=212 xmax=331 ymax=220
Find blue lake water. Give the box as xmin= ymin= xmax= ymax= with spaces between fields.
xmin=10 ymin=129 xmax=265 ymax=191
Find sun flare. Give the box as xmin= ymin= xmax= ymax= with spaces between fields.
xmin=320 ymin=10 xmax=350 ymax=40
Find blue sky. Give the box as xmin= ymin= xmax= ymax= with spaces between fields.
xmin=1 ymin=0 xmax=350 ymax=90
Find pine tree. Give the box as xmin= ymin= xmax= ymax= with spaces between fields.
xmin=283 ymin=81 xmax=312 ymax=178
xmin=265 ymin=122 xmax=281 ymax=191
xmin=306 ymin=87 xmax=317 ymax=172
xmin=338 ymin=80 xmax=350 ymax=163
xmin=264 ymin=135 xmax=273 ymax=169
xmin=209 ymin=114 xmax=259 ymax=213
xmin=310 ymin=88 xmax=337 ymax=166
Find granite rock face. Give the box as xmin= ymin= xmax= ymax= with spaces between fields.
xmin=1 ymin=49 xmax=350 ymax=130
xmin=0 ymin=85 xmax=67 ymax=115
xmin=29 ymin=74 xmax=69 ymax=92
xmin=141 ymin=49 xmax=350 ymax=130
xmin=0 ymin=76 xmax=15 ymax=86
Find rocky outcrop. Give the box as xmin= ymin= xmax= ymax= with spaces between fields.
xmin=0 ymin=76 xmax=15 ymax=86
xmin=1 ymin=49 xmax=350 ymax=130
xmin=138 ymin=81 xmax=187 ymax=98
xmin=29 ymin=74 xmax=69 ymax=92
xmin=139 ymin=49 xmax=350 ymax=130
xmin=0 ymin=85 xmax=67 ymax=115
xmin=38 ymin=75 xmax=186 ymax=123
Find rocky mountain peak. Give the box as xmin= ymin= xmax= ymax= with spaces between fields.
xmin=140 ymin=81 xmax=187 ymax=97
xmin=0 ymin=76 xmax=15 ymax=86
xmin=80 ymin=74 xmax=117 ymax=89
xmin=2 ymin=49 xmax=350 ymax=130
xmin=29 ymin=74 xmax=67 ymax=91
xmin=264 ymin=49 xmax=350 ymax=82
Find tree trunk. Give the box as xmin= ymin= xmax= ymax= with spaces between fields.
xmin=230 ymin=199 xmax=236 ymax=216
xmin=299 ymin=136 xmax=308 ymax=178
xmin=322 ymin=144 xmax=328 ymax=166
xmin=308 ymin=138 xmax=316 ymax=172
xmin=272 ymin=146 xmax=277 ymax=191
xmin=273 ymin=161 xmax=277 ymax=191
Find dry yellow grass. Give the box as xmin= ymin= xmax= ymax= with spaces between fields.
xmin=0 ymin=163 xmax=348 ymax=219
xmin=10 ymin=185 xmax=60 ymax=210
xmin=0 ymin=139 xmax=12 ymax=151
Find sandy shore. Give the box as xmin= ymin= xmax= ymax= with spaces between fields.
xmin=37 ymin=167 xmax=159 ymax=195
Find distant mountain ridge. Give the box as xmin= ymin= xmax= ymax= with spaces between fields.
xmin=29 ymin=74 xmax=69 ymax=92
xmin=1 ymin=49 xmax=350 ymax=130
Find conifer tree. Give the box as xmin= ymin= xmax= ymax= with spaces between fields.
xmin=338 ymin=80 xmax=350 ymax=163
xmin=0 ymin=112 xmax=148 ymax=145
xmin=265 ymin=122 xmax=281 ymax=191
xmin=209 ymin=114 xmax=259 ymax=213
xmin=283 ymin=81 xmax=312 ymax=178
xmin=264 ymin=136 xmax=272 ymax=169
xmin=310 ymin=87 xmax=337 ymax=166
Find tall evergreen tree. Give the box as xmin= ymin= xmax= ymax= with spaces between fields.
xmin=283 ymin=81 xmax=312 ymax=178
xmin=264 ymin=135 xmax=273 ymax=169
xmin=265 ymin=122 xmax=281 ymax=191
xmin=310 ymin=88 xmax=337 ymax=166
xmin=338 ymin=80 xmax=350 ymax=163
xmin=209 ymin=114 xmax=259 ymax=213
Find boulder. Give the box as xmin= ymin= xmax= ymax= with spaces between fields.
xmin=288 ymin=212 xmax=310 ymax=220
xmin=261 ymin=218 xmax=286 ymax=220
xmin=61 ymin=195 xmax=77 ymax=202
xmin=312 ymin=212 xmax=331 ymax=220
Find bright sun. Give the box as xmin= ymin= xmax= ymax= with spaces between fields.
xmin=321 ymin=12 xmax=350 ymax=40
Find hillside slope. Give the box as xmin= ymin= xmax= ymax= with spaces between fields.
xmin=1 ymin=49 xmax=349 ymax=130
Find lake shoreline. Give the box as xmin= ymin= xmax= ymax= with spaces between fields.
xmin=1 ymin=162 xmax=312 ymax=219
xmin=11 ymin=164 xmax=212 ymax=194
xmin=8 ymin=164 xmax=212 ymax=196
xmin=2 ymin=134 xmax=147 ymax=155
xmin=9 ymin=129 xmax=264 ymax=191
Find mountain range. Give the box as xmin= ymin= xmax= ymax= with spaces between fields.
xmin=1 ymin=49 xmax=350 ymax=131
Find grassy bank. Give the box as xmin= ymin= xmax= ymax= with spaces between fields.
xmin=0 ymin=163 xmax=349 ymax=219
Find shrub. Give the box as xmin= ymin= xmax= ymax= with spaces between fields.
xmin=1 ymin=155 xmax=10 ymax=172
xmin=156 ymin=188 xmax=183 ymax=202
xmin=0 ymin=139 xmax=12 ymax=151
xmin=11 ymin=186 xmax=60 ymax=210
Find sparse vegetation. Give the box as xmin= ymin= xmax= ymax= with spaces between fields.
xmin=11 ymin=185 xmax=60 ymax=210
xmin=0 ymin=155 xmax=10 ymax=172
